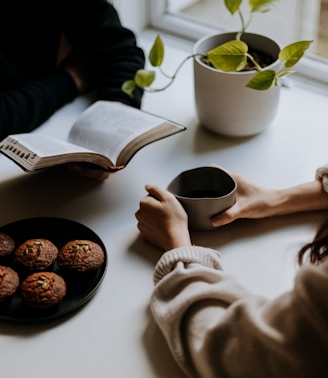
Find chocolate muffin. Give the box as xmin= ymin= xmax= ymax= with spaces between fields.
xmin=20 ymin=272 xmax=66 ymax=309
xmin=57 ymin=240 xmax=105 ymax=273
xmin=0 ymin=265 xmax=19 ymax=302
xmin=14 ymin=238 xmax=58 ymax=272
xmin=0 ymin=232 xmax=15 ymax=258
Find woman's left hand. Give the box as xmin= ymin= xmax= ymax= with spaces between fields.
xmin=136 ymin=185 xmax=191 ymax=251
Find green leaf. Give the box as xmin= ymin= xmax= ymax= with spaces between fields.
xmin=134 ymin=69 xmax=155 ymax=88
xmin=279 ymin=40 xmax=313 ymax=68
xmin=245 ymin=70 xmax=276 ymax=90
xmin=206 ymin=40 xmax=248 ymax=72
xmin=249 ymin=0 xmax=280 ymax=13
xmin=149 ymin=35 xmax=164 ymax=67
xmin=121 ymin=80 xmax=136 ymax=97
xmin=224 ymin=0 xmax=242 ymax=15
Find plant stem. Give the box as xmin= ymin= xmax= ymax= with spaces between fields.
xmin=245 ymin=14 xmax=253 ymax=32
xmin=159 ymin=67 xmax=173 ymax=79
xmin=237 ymin=10 xmax=245 ymax=37
xmin=146 ymin=53 xmax=203 ymax=92
xmin=236 ymin=12 xmax=253 ymax=40
xmin=246 ymin=53 xmax=262 ymax=72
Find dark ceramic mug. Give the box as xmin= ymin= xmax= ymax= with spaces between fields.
xmin=167 ymin=166 xmax=237 ymax=230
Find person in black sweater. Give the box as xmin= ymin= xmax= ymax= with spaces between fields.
xmin=0 ymin=0 xmax=145 ymax=141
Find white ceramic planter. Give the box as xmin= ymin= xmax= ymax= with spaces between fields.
xmin=193 ymin=32 xmax=282 ymax=137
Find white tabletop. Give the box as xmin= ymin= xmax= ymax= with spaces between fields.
xmin=1 ymin=44 xmax=328 ymax=377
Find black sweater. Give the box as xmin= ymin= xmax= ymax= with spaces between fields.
xmin=0 ymin=0 xmax=145 ymax=140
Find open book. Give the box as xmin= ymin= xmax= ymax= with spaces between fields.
xmin=0 ymin=101 xmax=186 ymax=172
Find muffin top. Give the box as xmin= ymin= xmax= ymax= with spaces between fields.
xmin=0 ymin=265 xmax=19 ymax=300
xmin=57 ymin=240 xmax=105 ymax=273
xmin=0 ymin=233 xmax=15 ymax=257
xmin=20 ymin=272 xmax=66 ymax=309
xmin=14 ymin=239 xmax=58 ymax=271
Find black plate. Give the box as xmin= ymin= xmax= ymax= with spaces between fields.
xmin=0 ymin=217 xmax=107 ymax=323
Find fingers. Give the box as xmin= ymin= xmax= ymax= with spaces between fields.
xmin=135 ymin=185 xmax=162 ymax=221
xmin=144 ymin=184 xmax=174 ymax=202
xmin=211 ymin=209 xmax=236 ymax=227
xmin=136 ymin=184 xmax=187 ymax=222
xmin=139 ymin=185 xmax=180 ymax=213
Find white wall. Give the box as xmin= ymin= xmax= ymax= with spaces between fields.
xmin=112 ymin=0 xmax=150 ymax=33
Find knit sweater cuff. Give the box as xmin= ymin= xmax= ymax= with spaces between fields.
xmin=153 ymin=246 xmax=222 ymax=284
xmin=315 ymin=164 xmax=328 ymax=193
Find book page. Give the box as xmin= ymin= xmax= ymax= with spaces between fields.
xmin=67 ymin=101 xmax=174 ymax=164
xmin=3 ymin=134 xmax=93 ymax=157
xmin=0 ymin=133 xmax=114 ymax=171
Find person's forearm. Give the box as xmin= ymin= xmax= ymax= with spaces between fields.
xmin=271 ymin=180 xmax=328 ymax=217
xmin=0 ymin=70 xmax=77 ymax=139
xmin=213 ymin=177 xmax=328 ymax=227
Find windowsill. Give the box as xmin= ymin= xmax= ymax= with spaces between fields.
xmin=138 ymin=28 xmax=328 ymax=125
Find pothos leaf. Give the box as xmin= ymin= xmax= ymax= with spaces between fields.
xmin=135 ymin=69 xmax=156 ymax=88
xmin=149 ymin=35 xmax=164 ymax=67
xmin=121 ymin=80 xmax=135 ymax=97
xmin=206 ymin=40 xmax=248 ymax=71
xmin=249 ymin=0 xmax=280 ymax=13
xmin=245 ymin=70 xmax=276 ymax=90
xmin=279 ymin=40 xmax=313 ymax=68
xmin=224 ymin=0 xmax=242 ymax=15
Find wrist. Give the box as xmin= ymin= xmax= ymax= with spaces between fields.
xmin=166 ymin=229 xmax=192 ymax=251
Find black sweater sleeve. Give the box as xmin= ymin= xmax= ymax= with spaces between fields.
xmin=0 ymin=0 xmax=144 ymax=141
xmin=0 ymin=68 xmax=78 ymax=140
xmin=61 ymin=0 xmax=145 ymax=109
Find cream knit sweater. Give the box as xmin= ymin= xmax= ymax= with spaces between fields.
xmin=150 ymin=167 xmax=328 ymax=378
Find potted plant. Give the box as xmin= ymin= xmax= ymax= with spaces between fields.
xmin=123 ymin=0 xmax=312 ymax=137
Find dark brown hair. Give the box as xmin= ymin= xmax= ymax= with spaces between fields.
xmin=298 ymin=218 xmax=328 ymax=265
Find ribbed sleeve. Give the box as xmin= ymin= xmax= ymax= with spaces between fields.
xmin=315 ymin=164 xmax=328 ymax=193
xmin=153 ymin=246 xmax=222 ymax=284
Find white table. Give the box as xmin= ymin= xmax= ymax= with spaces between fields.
xmin=1 ymin=42 xmax=328 ymax=377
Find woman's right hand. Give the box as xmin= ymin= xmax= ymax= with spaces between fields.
xmin=212 ymin=169 xmax=328 ymax=227
xmin=211 ymin=172 xmax=281 ymax=227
